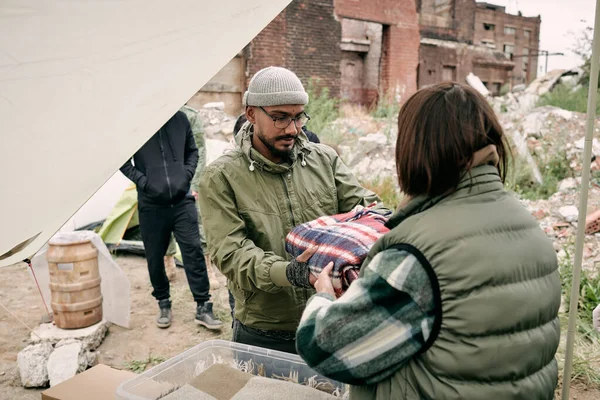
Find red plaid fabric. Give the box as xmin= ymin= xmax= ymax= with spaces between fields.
xmin=285 ymin=205 xmax=390 ymax=295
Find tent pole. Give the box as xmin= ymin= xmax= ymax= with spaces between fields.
xmin=562 ymin=0 xmax=600 ymax=398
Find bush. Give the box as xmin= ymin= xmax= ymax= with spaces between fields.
xmin=506 ymin=149 xmax=571 ymax=200
xmin=370 ymin=92 xmax=401 ymax=120
xmin=537 ymin=84 xmax=600 ymax=114
xmin=359 ymin=176 xmax=402 ymax=210
xmin=555 ymin=243 xmax=600 ymax=388
xmin=304 ymin=79 xmax=339 ymax=135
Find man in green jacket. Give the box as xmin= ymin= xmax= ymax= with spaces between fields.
xmin=199 ymin=66 xmax=383 ymax=353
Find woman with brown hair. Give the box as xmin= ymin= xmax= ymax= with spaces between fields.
xmin=295 ymin=82 xmax=561 ymax=399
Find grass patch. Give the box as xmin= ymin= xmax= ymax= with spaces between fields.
xmin=359 ymin=176 xmax=402 ymax=210
xmin=505 ymin=149 xmax=571 ymax=200
xmin=124 ymin=353 xmax=166 ymax=373
xmin=370 ymin=92 xmax=401 ymax=120
xmin=556 ymin=242 xmax=600 ymax=388
xmin=370 ymin=92 xmax=400 ymax=144
xmin=537 ymin=84 xmax=600 ymax=114
xmin=304 ymin=79 xmax=340 ymax=136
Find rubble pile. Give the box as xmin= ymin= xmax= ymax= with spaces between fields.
xmin=490 ymin=68 xmax=583 ymax=116
xmin=17 ymin=321 xmax=109 ymax=387
xmin=196 ymin=102 xmax=236 ymax=142
xmin=522 ymin=178 xmax=600 ymax=271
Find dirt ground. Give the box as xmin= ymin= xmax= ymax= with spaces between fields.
xmin=0 ymin=255 xmax=231 ymax=400
xmin=1 ymin=255 xmax=600 ymax=400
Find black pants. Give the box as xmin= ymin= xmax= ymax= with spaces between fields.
xmin=232 ymin=319 xmax=297 ymax=354
xmin=138 ymin=196 xmax=210 ymax=304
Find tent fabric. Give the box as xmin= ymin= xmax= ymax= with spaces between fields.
xmin=98 ymin=184 xmax=183 ymax=263
xmin=98 ymin=184 xmax=139 ymax=245
xmin=0 ymin=0 xmax=293 ymax=267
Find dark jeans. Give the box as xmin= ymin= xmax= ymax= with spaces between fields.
xmin=138 ymin=196 xmax=210 ymax=304
xmin=232 ymin=319 xmax=297 ymax=354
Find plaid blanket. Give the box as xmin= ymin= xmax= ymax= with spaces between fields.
xmin=285 ymin=205 xmax=390 ymax=295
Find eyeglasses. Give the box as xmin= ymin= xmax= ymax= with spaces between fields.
xmin=258 ymin=107 xmax=311 ymax=129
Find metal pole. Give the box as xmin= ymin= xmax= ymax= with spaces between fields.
xmin=561 ymin=0 xmax=600 ymax=398
xmin=545 ymin=51 xmax=549 ymax=74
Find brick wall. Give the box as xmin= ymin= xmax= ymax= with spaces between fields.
xmin=247 ymin=13 xmax=286 ymax=79
xmin=455 ymin=0 xmax=477 ymax=43
xmin=335 ymin=0 xmax=420 ymax=100
xmin=247 ymin=0 xmax=342 ymax=97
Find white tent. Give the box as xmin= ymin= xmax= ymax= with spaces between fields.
xmin=0 ymin=0 xmax=292 ymax=267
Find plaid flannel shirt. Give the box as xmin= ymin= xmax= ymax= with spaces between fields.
xmin=295 ymin=248 xmax=435 ymax=386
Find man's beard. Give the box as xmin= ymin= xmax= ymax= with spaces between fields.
xmin=255 ymin=128 xmax=296 ymax=159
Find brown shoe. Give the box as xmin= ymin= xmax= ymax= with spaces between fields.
xmin=164 ymin=255 xmax=177 ymax=281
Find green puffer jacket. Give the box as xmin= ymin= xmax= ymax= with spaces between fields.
xmin=352 ymin=165 xmax=561 ymax=399
xmin=199 ymin=123 xmax=384 ymax=331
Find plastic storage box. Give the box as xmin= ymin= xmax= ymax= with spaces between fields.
xmin=116 ymin=339 xmax=348 ymax=399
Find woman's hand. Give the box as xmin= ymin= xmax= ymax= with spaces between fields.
xmin=314 ymin=262 xmax=335 ymax=297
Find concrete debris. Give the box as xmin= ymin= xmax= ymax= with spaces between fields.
xmin=558 ymin=178 xmax=578 ymax=193
xmin=525 ymin=69 xmax=572 ymax=97
xmin=491 ymin=68 xmax=582 ymax=115
xmin=203 ymin=102 xmax=225 ymax=110
xmin=357 ymin=133 xmax=388 ymax=153
xmin=512 ymin=84 xmax=526 ymax=93
xmin=559 ymin=206 xmax=579 ymax=222
xmin=30 ymin=320 xmax=109 ymax=351
xmin=47 ymin=341 xmax=97 ymax=387
xmin=466 ymin=72 xmax=490 ymax=97
xmin=197 ymin=107 xmax=235 ymax=142
xmin=17 ymin=343 xmax=53 ymax=387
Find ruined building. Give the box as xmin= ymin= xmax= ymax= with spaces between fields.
xmin=192 ymin=0 xmax=540 ymax=115
xmin=417 ymin=0 xmax=540 ymax=94
xmin=192 ymin=0 xmax=420 ymax=114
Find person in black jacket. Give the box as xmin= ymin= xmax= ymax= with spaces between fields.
xmin=120 ymin=111 xmax=222 ymax=330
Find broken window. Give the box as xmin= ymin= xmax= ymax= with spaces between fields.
xmin=524 ymin=29 xmax=531 ymax=41
xmin=504 ymin=44 xmax=515 ymax=60
xmin=493 ymin=82 xmax=502 ymax=94
xmin=484 ymin=23 xmax=495 ymax=31
xmin=504 ymin=26 xmax=516 ymax=35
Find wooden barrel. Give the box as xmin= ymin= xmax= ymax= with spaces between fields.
xmin=46 ymin=234 xmax=103 ymax=329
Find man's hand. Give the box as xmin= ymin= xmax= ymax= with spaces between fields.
xmin=192 ymin=190 xmax=199 ymax=200
xmin=314 ymin=262 xmax=335 ymax=297
xmin=286 ymin=246 xmax=318 ymax=288
xmin=297 ymin=246 xmax=317 ymax=263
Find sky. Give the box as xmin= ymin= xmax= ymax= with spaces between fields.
xmin=486 ymin=0 xmax=596 ymax=72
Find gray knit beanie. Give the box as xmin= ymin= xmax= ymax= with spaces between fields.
xmin=243 ymin=66 xmax=309 ymax=107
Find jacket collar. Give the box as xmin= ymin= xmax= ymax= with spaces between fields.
xmin=237 ymin=121 xmax=312 ymax=175
xmin=386 ymin=165 xmax=503 ymax=229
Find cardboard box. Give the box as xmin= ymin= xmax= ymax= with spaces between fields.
xmin=41 ymin=364 xmax=136 ymax=400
